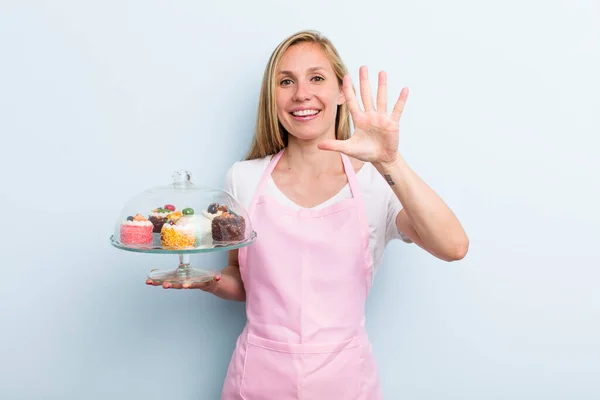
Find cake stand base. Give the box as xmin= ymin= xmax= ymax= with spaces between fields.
xmin=148 ymin=254 xmax=218 ymax=284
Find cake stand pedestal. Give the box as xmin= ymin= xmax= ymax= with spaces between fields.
xmin=148 ymin=254 xmax=216 ymax=284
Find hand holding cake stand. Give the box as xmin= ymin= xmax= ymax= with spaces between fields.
xmin=109 ymin=170 xmax=257 ymax=285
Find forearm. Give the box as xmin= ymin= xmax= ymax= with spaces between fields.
xmin=212 ymin=265 xmax=246 ymax=302
xmin=374 ymin=153 xmax=469 ymax=260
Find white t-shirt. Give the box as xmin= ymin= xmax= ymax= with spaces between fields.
xmin=224 ymin=156 xmax=412 ymax=277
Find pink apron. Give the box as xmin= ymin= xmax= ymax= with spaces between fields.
xmin=221 ymin=149 xmax=382 ymax=399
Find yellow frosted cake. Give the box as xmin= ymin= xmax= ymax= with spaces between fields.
xmin=160 ymin=210 xmax=196 ymax=248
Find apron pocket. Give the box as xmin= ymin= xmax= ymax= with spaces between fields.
xmin=239 ymin=335 xmax=300 ymax=399
xmin=299 ymin=338 xmax=364 ymax=399
xmin=240 ymin=334 xmax=364 ymax=400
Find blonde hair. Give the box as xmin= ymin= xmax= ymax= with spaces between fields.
xmin=245 ymin=30 xmax=351 ymax=160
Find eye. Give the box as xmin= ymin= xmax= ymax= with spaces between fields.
xmin=311 ymin=76 xmax=324 ymax=82
xmin=280 ymin=78 xmax=293 ymax=86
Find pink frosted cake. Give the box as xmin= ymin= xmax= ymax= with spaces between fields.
xmin=120 ymin=214 xmax=153 ymax=245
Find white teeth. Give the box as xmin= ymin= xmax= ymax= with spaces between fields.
xmin=292 ymin=109 xmax=319 ymax=116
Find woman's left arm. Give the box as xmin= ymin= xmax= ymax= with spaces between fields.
xmin=318 ymin=65 xmax=468 ymax=262
xmin=373 ymin=154 xmax=469 ymax=262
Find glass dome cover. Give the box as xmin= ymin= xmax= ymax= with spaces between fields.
xmin=109 ymin=170 xmax=256 ymax=284
xmin=111 ymin=170 xmax=255 ymax=252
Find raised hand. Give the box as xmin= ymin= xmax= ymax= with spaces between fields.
xmin=318 ymin=66 xmax=408 ymax=166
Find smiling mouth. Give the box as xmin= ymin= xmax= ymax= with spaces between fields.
xmin=291 ymin=109 xmax=321 ymax=117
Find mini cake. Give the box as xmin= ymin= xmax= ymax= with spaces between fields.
xmin=148 ymin=204 xmax=175 ymax=233
xmin=211 ymin=204 xmax=246 ymax=242
xmin=160 ymin=208 xmax=196 ymax=248
xmin=196 ymin=203 xmax=225 ymax=247
xmin=120 ymin=214 xmax=153 ymax=245
xmin=196 ymin=214 xmax=213 ymax=247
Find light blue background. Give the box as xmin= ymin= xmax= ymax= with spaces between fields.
xmin=1 ymin=1 xmax=598 ymax=399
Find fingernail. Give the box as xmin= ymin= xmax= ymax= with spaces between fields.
xmin=214 ymin=275 xmax=221 ymax=282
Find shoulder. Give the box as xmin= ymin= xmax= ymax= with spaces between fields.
xmin=355 ymin=161 xmax=403 ymax=222
xmin=225 ymin=156 xmax=271 ymax=208
xmin=354 ymin=161 xmax=411 ymax=246
xmin=348 ymin=158 xmax=384 ymax=186
xmin=227 ymin=157 xmax=271 ymax=181
xmin=341 ymin=157 xmax=391 ymax=198
xmin=352 ymin=160 xmax=388 ymax=191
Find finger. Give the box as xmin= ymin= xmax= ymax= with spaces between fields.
xmin=359 ymin=66 xmax=375 ymax=112
xmin=147 ymin=270 xmax=158 ymax=285
xmin=198 ymin=274 xmax=221 ymax=291
xmin=376 ymin=71 xmax=387 ymax=114
xmin=151 ymin=273 xmax=222 ymax=290
xmin=182 ymin=277 xmax=217 ymax=289
xmin=390 ymin=87 xmax=409 ymax=122
xmin=163 ymin=282 xmax=182 ymax=289
xmin=341 ymin=74 xmax=361 ymax=117
xmin=170 ymin=275 xmax=219 ymax=291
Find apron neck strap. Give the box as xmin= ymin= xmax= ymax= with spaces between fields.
xmin=247 ymin=148 xmax=365 ymax=213
xmin=340 ymin=153 xmax=362 ymax=202
xmin=246 ymin=149 xmax=284 ymax=214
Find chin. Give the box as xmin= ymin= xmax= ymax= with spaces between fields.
xmin=283 ymin=122 xmax=333 ymax=143
xmin=287 ymin=130 xmax=326 ymax=142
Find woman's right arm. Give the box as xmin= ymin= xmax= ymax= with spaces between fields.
xmin=146 ymin=249 xmax=246 ymax=302
xmin=210 ymin=250 xmax=246 ymax=301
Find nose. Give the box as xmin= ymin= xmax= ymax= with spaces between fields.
xmin=292 ymin=81 xmax=312 ymax=102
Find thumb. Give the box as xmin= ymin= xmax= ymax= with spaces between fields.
xmin=317 ymin=139 xmax=351 ymax=155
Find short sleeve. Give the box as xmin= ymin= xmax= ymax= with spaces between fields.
xmin=224 ymin=162 xmax=237 ymax=199
xmin=385 ymin=190 xmax=413 ymax=244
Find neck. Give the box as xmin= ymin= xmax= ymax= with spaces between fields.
xmin=282 ymin=134 xmax=342 ymax=176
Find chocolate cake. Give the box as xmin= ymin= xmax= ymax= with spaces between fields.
xmin=211 ymin=211 xmax=246 ymax=242
xmin=149 ymin=215 xmax=168 ymax=233
xmin=148 ymin=204 xmax=175 ymax=233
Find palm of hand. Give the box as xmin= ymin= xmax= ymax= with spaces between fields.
xmin=318 ymin=66 xmax=408 ymax=165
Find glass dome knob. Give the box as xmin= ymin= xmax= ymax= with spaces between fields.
xmin=172 ymin=170 xmax=192 ymax=188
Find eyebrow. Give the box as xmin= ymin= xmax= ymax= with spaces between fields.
xmin=277 ymin=66 xmax=327 ymax=75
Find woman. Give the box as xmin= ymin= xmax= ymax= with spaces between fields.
xmin=148 ymin=30 xmax=468 ymax=399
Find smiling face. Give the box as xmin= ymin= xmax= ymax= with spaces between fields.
xmin=275 ymin=42 xmax=345 ymax=143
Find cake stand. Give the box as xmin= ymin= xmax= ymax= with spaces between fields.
xmin=109 ymin=232 xmax=256 ymax=284
xmin=109 ymin=170 xmax=257 ymax=285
